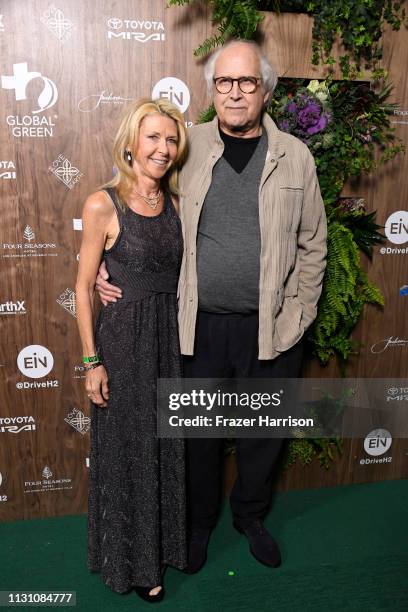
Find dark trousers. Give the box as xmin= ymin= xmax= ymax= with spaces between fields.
xmin=183 ymin=311 xmax=303 ymax=529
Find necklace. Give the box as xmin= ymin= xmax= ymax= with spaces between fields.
xmin=133 ymin=187 xmax=162 ymax=210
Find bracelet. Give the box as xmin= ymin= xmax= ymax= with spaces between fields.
xmin=83 ymin=355 xmax=100 ymax=364
xmin=84 ymin=362 xmax=102 ymax=371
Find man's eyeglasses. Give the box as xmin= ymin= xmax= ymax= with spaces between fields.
xmin=213 ymin=76 xmax=262 ymax=94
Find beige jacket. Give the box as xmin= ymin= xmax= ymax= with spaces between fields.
xmin=178 ymin=114 xmax=327 ymax=359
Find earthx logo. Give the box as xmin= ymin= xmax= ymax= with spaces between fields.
xmin=56 ymin=288 xmax=76 ymax=317
xmin=0 ymin=160 xmax=16 ymax=179
xmin=41 ymin=4 xmax=74 ymax=43
xmin=49 ymin=154 xmax=83 ymax=189
xmin=1 ymin=62 xmax=58 ymax=137
xmin=106 ymin=17 xmax=165 ymax=42
xmin=0 ymin=300 xmax=26 ymax=315
xmin=0 ymin=415 xmax=36 ymax=434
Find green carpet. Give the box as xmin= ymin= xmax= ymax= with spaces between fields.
xmin=1 ymin=480 xmax=407 ymax=611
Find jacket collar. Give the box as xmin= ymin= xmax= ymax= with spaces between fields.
xmin=208 ymin=112 xmax=285 ymax=160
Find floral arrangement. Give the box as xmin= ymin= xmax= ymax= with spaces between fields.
xmin=269 ymin=77 xmax=404 ymax=364
xmin=275 ymin=80 xmax=333 ymax=152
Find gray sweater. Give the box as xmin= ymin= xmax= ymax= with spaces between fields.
xmin=196 ymin=132 xmax=267 ymax=313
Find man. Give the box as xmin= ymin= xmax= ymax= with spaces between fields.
xmin=97 ymin=40 xmax=327 ymax=573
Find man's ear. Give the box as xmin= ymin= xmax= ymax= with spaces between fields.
xmin=263 ymin=90 xmax=271 ymax=107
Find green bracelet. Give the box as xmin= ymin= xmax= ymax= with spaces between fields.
xmin=83 ymin=355 xmax=100 ymax=364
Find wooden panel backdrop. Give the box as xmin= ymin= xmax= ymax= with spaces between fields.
xmin=0 ymin=1 xmax=407 ymax=521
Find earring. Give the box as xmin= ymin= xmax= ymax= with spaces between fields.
xmin=124 ymin=150 xmax=132 ymax=166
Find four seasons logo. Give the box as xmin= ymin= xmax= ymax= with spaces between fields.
xmin=23 ymin=226 xmax=35 ymax=241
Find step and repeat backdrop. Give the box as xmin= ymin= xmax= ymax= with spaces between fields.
xmin=0 ymin=1 xmax=407 ymax=521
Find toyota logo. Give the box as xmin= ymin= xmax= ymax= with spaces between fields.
xmin=107 ymin=17 xmax=122 ymax=30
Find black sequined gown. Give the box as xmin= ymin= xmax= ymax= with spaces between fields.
xmin=87 ymin=187 xmax=186 ymax=592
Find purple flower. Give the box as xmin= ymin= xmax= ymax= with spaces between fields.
xmin=297 ymin=101 xmax=329 ymax=135
xmin=307 ymin=114 xmax=328 ymax=135
xmin=287 ymin=102 xmax=297 ymax=113
xmin=279 ymin=119 xmax=290 ymax=132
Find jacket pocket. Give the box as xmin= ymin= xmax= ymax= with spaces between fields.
xmin=280 ymin=187 xmax=303 ymax=233
xmin=273 ymin=296 xmax=304 ymax=352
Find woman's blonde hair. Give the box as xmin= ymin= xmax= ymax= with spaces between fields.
xmin=103 ymin=98 xmax=188 ymax=207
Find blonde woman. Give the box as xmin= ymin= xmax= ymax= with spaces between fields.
xmin=76 ymin=99 xmax=188 ymax=602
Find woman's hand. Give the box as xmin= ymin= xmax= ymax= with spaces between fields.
xmin=85 ymin=365 xmax=109 ymax=407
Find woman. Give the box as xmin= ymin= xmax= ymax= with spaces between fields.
xmin=75 ymin=98 xmax=188 ymax=602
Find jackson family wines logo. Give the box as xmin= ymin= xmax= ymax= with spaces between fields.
xmin=370 ymin=337 xmax=408 ymax=354
xmin=0 ymin=160 xmax=16 ymax=179
xmin=56 ymin=288 xmax=76 ymax=317
xmin=41 ymin=4 xmax=74 ymax=43
xmin=1 ymin=62 xmax=58 ymax=137
xmin=106 ymin=17 xmax=165 ymax=42
xmin=49 ymin=154 xmax=83 ymax=189
xmin=77 ymin=90 xmax=133 ymax=112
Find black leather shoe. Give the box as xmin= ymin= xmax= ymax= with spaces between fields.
xmin=184 ymin=526 xmax=212 ymax=574
xmin=234 ymin=520 xmax=281 ymax=568
xmin=134 ymin=586 xmax=165 ymax=603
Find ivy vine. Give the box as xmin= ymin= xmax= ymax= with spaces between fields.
xmin=169 ymin=0 xmax=406 ymax=78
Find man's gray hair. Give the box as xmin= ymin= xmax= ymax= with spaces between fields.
xmin=204 ymin=39 xmax=278 ymax=102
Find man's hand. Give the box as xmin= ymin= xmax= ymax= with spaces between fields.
xmin=95 ymin=260 xmax=122 ymax=305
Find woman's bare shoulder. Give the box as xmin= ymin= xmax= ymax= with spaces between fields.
xmin=83 ymin=190 xmax=115 ymax=219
